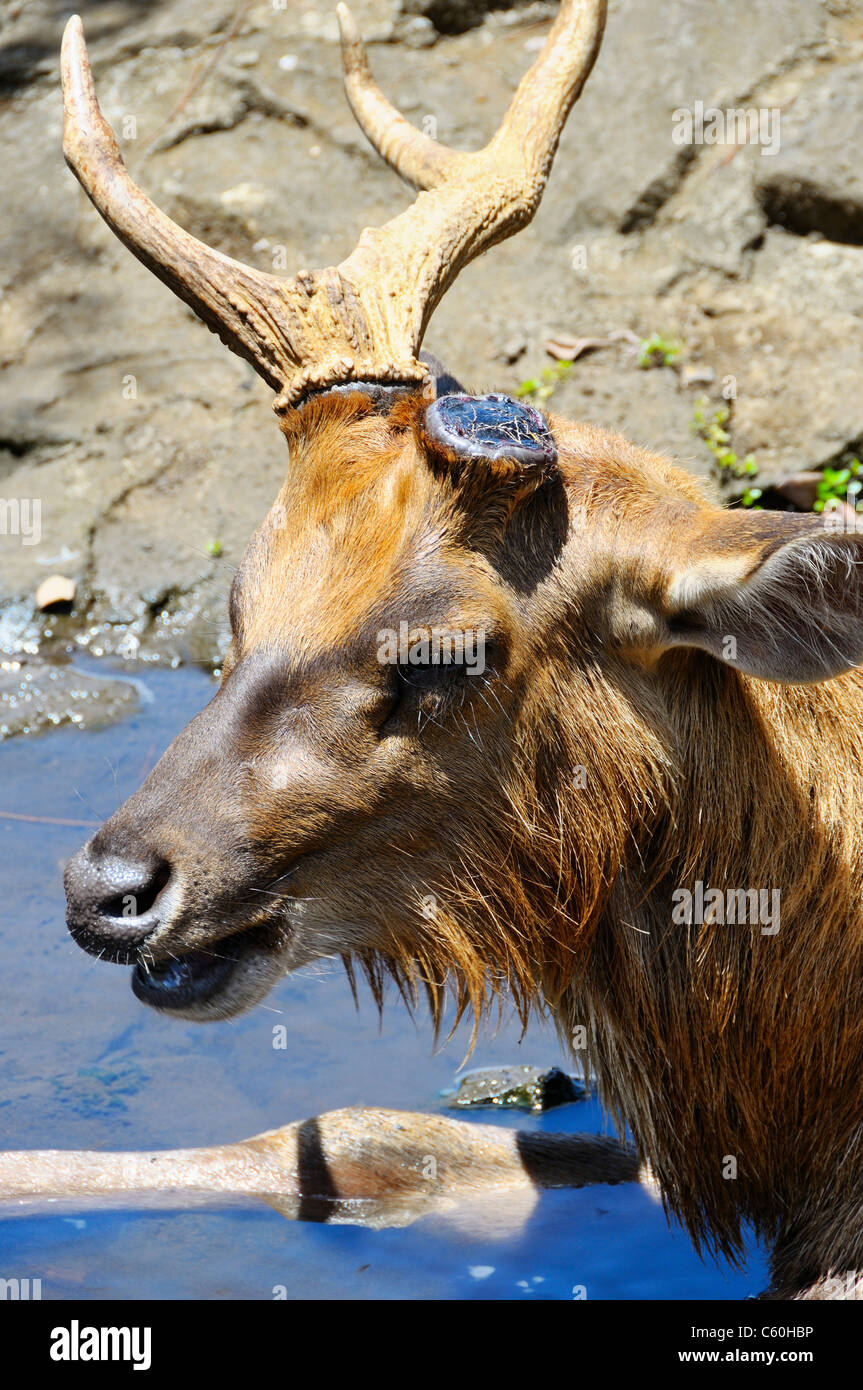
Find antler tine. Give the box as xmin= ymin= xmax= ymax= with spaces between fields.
xmin=491 ymin=0 xmax=608 ymax=184
xmin=61 ymin=15 xmax=298 ymax=391
xmin=338 ymin=0 xmax=606 ymax=356
xmin=337 ymin=0 xmax=606 ymax=205
xmin=336 ymin=2 xmax=466 ymax=191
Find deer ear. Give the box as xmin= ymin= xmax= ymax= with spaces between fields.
xmin=659 ymin=513 xmax=863 ymax=683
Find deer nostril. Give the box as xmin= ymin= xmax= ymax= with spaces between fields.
xmin=65 ymin=848 xmax=174 ymax=963
xmin=96 ymin=858 xmax=171 ymax=922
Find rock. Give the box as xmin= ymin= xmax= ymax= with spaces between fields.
xmin=393 ymin=15 xmax=439 ymax=49
xmin=494 ymin=334 xmax=527 ymax=365
xmin=544 ymin=334 xmax=614 ymax=362
xmin=681 ymin=363 xmax=717 ymax=387
xmin=549 ymin=356 xmax=716 ymax=482
xmin=448 ymin=1064 xmax=585 ymax=1111
xmin=541 ymin=0 xmax=826 ymax=245
xmin=0 ymin=0 xmax=850 ymax=696
xmin=400 ymin=0 xmax=523 ymax=36
xmin=218 ymin=181 xmax=273 ymax=230
xmin=770 ymin=470 xmax=822 ymax=511
xmin=0 ymin=0 xmax=239 ymax=95
xmin=35 ymin=575 xmax=75 ymax=612
xmin=754 ymin=67 xmax=863 ymax=245
xmin=0 ymin=654 xmax=138 ymax=739
xmin=719 ymin=230 xmax=863 ymax=481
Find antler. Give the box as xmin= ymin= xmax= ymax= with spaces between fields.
xmin=337 ymin=0 xmax=604 ymax=194
xmin=61 ymin=1 xmax=606 ymax=410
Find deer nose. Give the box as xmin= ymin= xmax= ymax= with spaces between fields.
xmin=64 ymin=846 xmax=173 ymax=963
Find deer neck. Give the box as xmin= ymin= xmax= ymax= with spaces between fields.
xmin=565 ymin=655 xmax=863 ymax=1283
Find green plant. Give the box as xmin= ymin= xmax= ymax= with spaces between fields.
xmin=638 ymin=332 xmax=681 ymax=369
xmin=691 ymin=397 xmax=759 ymax=489
xmin=517 ymin=359 xmax=574 ymax=403
xmin=207 ymin=539 xmax=223 ymax=558
xmin=813 ymin=459 xmax=863 ymax=513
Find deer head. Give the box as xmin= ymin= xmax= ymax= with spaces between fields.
xmin=63 ymin=1 xmax=863 ymax=1036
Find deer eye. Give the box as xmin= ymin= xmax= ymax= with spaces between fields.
xmin=390 ymin=639 xmax=496 ymax=710
xmin=376 ymin=630 xmax=498 ymax=731
xmin=396 ymin=658 xmax=468 ymax=693
xmin=376 ymin=659 xmax=465 ymax=733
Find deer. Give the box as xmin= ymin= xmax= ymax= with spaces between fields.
xmin=5 ymin=0 xmax=862 ymax=1301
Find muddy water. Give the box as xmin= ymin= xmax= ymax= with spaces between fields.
xmin=0 ymin=662 xmax=768 ymax=1299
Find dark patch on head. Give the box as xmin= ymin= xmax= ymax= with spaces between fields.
xmin=422 ymin=393 xmax=558 ymax=475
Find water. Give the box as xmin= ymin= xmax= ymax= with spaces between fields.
xmin=0 ymin=661 xmax=769 ymax=1299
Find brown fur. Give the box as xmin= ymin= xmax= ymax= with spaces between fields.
xmin=271 ymin=396 xmax=863 ymax=1291
xmin=67 ymin=389 xmax=863 ymax=1299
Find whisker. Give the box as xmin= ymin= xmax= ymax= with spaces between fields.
xmin=72 ymin=786 xmax=107 ymax=825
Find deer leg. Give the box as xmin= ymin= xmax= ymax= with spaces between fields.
xmin=0 ymin=1108 xmax=645 ymax=1227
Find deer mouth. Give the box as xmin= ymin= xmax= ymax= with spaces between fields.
xmin=131 ymin=922 xmax=276 ymax=1012
xmin=132 ymin=946 xmax=238 ymax=1011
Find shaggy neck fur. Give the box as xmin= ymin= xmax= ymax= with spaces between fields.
xmin=567 ymin=654 xmax=863 ymax=1294
xmin=358 ymin=594 xmax=863 ymax=1296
